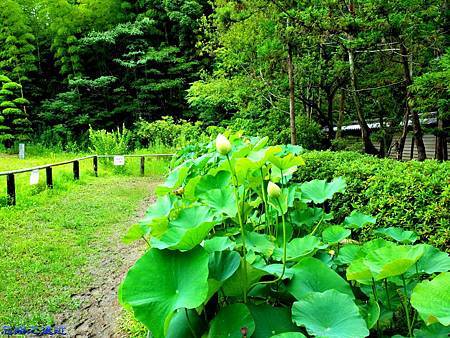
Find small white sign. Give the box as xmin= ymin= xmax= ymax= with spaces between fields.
xmin=19 ymin=143 xmax=25 ymax=159
xmin=30 ymin=169 xmax=39 ymax=185
xmin=113 ymin=156 xmax=125 ymax=166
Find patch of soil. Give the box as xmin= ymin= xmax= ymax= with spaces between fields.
xmin=56 ymin=181 xmax=159 ymax=338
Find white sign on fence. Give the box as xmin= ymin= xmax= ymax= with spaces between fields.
xmin=30 ymin=169 xmax=39 ymax=185
xmin=19 ymin=143 xmax=25 ymax=159
xmin=113 ymin=156 xmax=125 ymax=166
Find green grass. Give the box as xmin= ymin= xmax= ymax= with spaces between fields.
xmin=0 ymin=151 xmax=169 ymax=328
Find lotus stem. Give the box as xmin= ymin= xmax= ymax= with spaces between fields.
xmin=384 ymin=278 xmax=391 ymax=310
xmin=185 ymin=308 xmax=198 ymax=338
xmin=226 ymin=154 xmax=248 ymax=303
xmin=371 ymin=278 xmax=381 ymax=336
xmin=401 ymin=274 xmax=413 ymax=337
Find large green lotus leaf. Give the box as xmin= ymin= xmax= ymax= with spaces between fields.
xmin=358 ymin=299 xmax=380 ymax=329
xmin=242 ymin=231 xmax=275 ymax=257
xmin=208 ymin=303 xmax=255 ymax=338
xmin=271 ymin=165 xmax=298 ymax=185
xmin=198 ymin=186 xmax=237 ymax=217
xmin=346 ymin=258 xmax=373 ymax=284
xmin=300 ymin=177 xmax=346 ymax=204
xmin=271 ymin=333 xmax=306 ymax=338
xmin=413 ymin=323 xmax=450 ymax=337
xmin=364 ymin=245 xmax=424 ymax=280
xmin=292 ymin=290 xmax=369 ymax=338
xmin=166 ymin=308 xmax=206 ymax=338
xmin=375 ymin=227 xmax=418 ymax=244
xmin=139 ymin=195 xmax=173 ymax=237
xmin=411 ymin=272 xmax=450 ymax=326
xmin=203 ymin=236 xmax=235 ymax=253
xmin=343 ymin=211 xmax=376 ymax=229
xmin=222 ymin=259 xmax=268 ymax=297
xmin=290 ymin=207 xmax=333 ymax=228
xmin=123 ymin=223 xmax=146 ymax=244
xmin=269 ymin=153 xmax=305 ymax=170
xmin=208 ymin=251 xmax=240 ymax=282
xmin=257 ymin=263 xmax=295 ymax=279
xmin=322 ymin=225 xmax=351 ymax=244
xmin=248 ymin=304 xmax=300 ymax=337
xmin=119 ymin=247 xmax=209 ymax=338
xmin=195 ymin=170 xmax=231 ymax=195
xmin=361 ymin=238 xmax=396 ymax=253
xmin=247 ymin=145 xmax=283 ymax=167
xmin=409 ymin=244 xmax=450 ymax=276
xmin=287 ymin=257 xmax=354 ymax=300
xmin=156 ymin=165 xmax=190 ymax=195
xmin=273 ymin=235 xmax=326 ymax=262
xmin=151 ymin=206 xmax=219 ymax=250
xmin=335 ymin=244 xmax=364 ymax=266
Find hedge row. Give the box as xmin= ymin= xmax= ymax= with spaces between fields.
xmin=294 ymin=151 xmax=450 ymax=250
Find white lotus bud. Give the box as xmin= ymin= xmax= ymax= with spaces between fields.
xmin=216 ymin=134 xmax=232 ymax=155
xmin=267 ymin=181 xmax=281 ymax=199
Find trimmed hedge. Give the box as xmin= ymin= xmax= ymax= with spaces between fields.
xmin=295 ymin=151 xmax=450 ymax=250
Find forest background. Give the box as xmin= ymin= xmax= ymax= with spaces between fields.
xmin=0 ymin=0 xmax=448 ymax=160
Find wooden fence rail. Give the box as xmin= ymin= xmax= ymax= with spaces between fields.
xmin=0 ymin=154 xmax=174 ymax=206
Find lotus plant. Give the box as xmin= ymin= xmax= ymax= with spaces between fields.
xmin=120 ymin=133 xmax=450 ymax=338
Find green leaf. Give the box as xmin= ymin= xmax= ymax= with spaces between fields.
xmin=322 ymin=226 xmax=351 ymax=244
xmin=271 ymin=333 xmax=306 ymax=338
xmin=243 ymin=231 xmax=275 ymax=257
xmin=375 ymin=227 xmax=418 ymax=244
xmin=300 ymin=177 xmax=346 ymax=204
xmin=258 ymin=264 xmax=295 ymax=279
xmin=122 ymin=223 xmax=145 ymax=244
xmin=151 ymin=206 xmax=219 ymax=250
xmin=287 ymin=257 xmax=354 ymax=300
xmin=364 ymin=245 xmax=424 ymax=280
xmin=203 ymin=236 xmax=235 ymax=253
xmin=358 ymin=299 xmax=380 ymax=329
xmin=343 ymin=211 xmax=376 ymax=229
xmin=413 ymin=323 xmax=450 ymax=337
xmin=274 ymin=235 xmax=326 ymax=262
xmin=292 ymin=290 xmax=369 ymax=338
xmin=119 ymin=247 xmax=209 ymax=338
xmin=156 ymin=165 xmax=190 ymax=195
xmin=410 ymin=244 xmax=450 ymax=275
xmin=335 ymin=244 xmax=364 ymax=265
xmin=248 ymin=304 xmax=300 ymax=337
xmin=411 ymin=272 xmax=450 ymax=326
xmin=269 ymin=153 xmax=305 ymax=170
xmin=198 ymin=185 xmax=237 ymax=217
xmin=166 ymin=309 xmax=206 ymax=338
xmin=346 ymin=258 xmax=373 ymax=284
xmin=195 ymin=170 xmax=231 ymax=195
xmin=290 ymin=207 xmax=332 ymax=228
xmin=222 ymin=259 xmax=267 ymax=297
xmin=140 ymin=195 xmax=173 ymax=236
xmin=208 ymin=303 xmax=255 ymax=338
xmin=208 ymin=251 xmax=240 ymax=282
xmin=247 ymin=145 xmax=283 ymax=167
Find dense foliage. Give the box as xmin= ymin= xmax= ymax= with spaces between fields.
xmin=295 ymin=151 xmax=450 ymax=250
xmin=0 ymin=1 xmax=447 ymax=159
xmin=120 ymin=134 xmax=450 ymax=337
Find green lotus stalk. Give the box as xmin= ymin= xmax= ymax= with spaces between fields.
xmin=260 ymin=168 xmax=271 ymax=235
xmin=226 ymin=154 xmax=248 ymax=303
xmin=401 ymin=274 xmax=413 ymax=337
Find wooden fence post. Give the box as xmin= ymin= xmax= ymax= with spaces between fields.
xmin=73 ymin=161 xmax=80 ymax=180
xmin=140 ymin=156 xmax=145 ymax=176
xmin=6 ymin=174 xmax=15 ymax=206
xmin=93 ymin=156 xmax=98 ymax=177
xmin=46 ymin=167 xmax=53 ymax=188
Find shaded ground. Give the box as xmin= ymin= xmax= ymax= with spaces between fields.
xmin=55 ymin=183 xmax=158 ymax=338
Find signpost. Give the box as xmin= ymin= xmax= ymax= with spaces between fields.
xmin=113 ymin=156 xmax=125 ymax=166
xmin=19 ymin=144 xmax=25 ymax=159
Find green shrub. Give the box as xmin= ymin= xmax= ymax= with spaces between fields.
xmin=88 ymin=125 xmax=132 ymax=155
xmin=294 ymin=151 xmax=450 ymax=249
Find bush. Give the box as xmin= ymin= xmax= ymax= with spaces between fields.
xmin=88 ymin=125 xmax=132 ymax=155
xmin=294 ymin=151 xmax=450 ymax=249
xmin=133 ymin=117 xmax=225 ymax=148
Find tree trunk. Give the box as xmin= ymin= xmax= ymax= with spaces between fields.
xmin=326 ymin=89 xmax=335 ymax=140
xmin=400 ymin=43 xmax=426 ymax=161
xmin=397 ymin=108 xmax=410 ymax=160
xmin=347 ymin=48 xmax=379 ymax=155
xmin=436 ymin=117 xmax=448 ymax=161
xmin=336 ymin=89 xmax=345 ymax=139
xmin=287 ymin=42 xmax=297 ymax=145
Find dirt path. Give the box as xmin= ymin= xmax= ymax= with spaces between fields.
xmin=56 ymin=181 xmax=159 ymax=338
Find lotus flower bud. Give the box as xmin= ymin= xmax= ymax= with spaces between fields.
xmin=216 ymin=134 xmax=232 ymax=155
xmin=267 ymin=181 xmax=281 ymax=199
xmin=328 ymin=249 xmax=335 ymax=257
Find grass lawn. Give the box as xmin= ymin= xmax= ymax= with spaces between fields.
xmin=0 ymin=152 xmax=168 ymax=329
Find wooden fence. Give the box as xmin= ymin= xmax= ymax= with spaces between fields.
xmin=0 ymin=154 xmax=174 ymax=206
